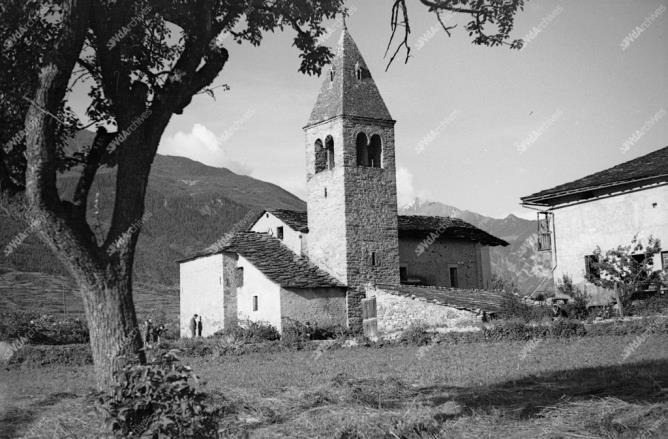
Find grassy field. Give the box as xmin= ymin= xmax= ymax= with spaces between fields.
xmin=1 ymin=334 xmax=667 ymax=438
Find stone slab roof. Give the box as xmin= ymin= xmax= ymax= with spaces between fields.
xmin=250 ymin=209 xmax=507 ymax=247
xmin=375 ymin=283 xmax=505 ymax=314
xmin=269 ymin=209 xmax=309 ymax=233
xmin=178 ymin=232 xmax=344 ymax=289
xmin=522 ymin=145 xmax=668 ymax=206
xmin=306 ymin=29 xmax=393 ymax=127
xmin=397 ymin=215 xmax=509 ymax=246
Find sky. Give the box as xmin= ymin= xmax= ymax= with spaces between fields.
xmin=84 ymin=0 xmax=668 ymax=219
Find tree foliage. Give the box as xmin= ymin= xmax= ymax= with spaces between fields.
xmin=586 ymin=236 xmax=666 ymax=316
xmin=385 ymin=0 xmax=526 ymax=69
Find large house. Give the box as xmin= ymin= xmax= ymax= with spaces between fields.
xmin=178 ymin=29 xmax=507 ymax=336
xmin=521 ymin=146 xmax=668 ymax=302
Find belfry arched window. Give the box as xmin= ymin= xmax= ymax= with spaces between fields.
xmin=368 ymin=134 xmax=382 ymax=168
xmin=356 ymin=132 xmax=368 ymax=166
xmin=325 ymin=135 xmax=335 ymax=170
xmin=314 ymin=139 xmax=326 ymax=174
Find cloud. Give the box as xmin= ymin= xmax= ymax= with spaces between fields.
xmin=396 ymin=166 xmax=429 ymax=207
xmin=158 ymin=124 xmax=252 ymax=175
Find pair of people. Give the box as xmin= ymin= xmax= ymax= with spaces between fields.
xmin=143 ymin=319 xmax=166 ymax=346
xmin=189 ymin=314 xmax=203 ymax=338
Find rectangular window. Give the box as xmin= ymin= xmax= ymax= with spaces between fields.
xmin=662 ymin=251 xmax=668 ymax=270
xmin=399 ymin=267 xmax=407 ymax=283
xmin=277 ymin=226 xmax=284 ymax=240
xmin=449 ymin=267 xmax=459 ymax=288
xmin=584 ymin=255 xmax=600 ymax=281
xmin=252 ymin=295 xmax=258 ymax=312
xmin=371 ymin=251 xmax=376 ymax=266
xmin=236 ymin=267 xmax=244 ymax=287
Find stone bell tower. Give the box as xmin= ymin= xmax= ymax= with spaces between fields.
xmin=303 ymin=28 xmax=400 ymax=308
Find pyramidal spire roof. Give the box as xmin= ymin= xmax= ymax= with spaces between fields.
xmin=306 ymin=29 xmax=393 ymax=127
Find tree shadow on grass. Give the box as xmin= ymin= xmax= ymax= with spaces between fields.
xmin=0 ymin=392 xmax=78 ymax=439
xmin=421 ymin=358 xmax=668 ymax=420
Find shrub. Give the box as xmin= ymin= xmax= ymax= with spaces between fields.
xmin=280 ymin=318 xmax=310 ymax=349
xmin=400 ymin=322 xmax=432 ymax=346
xmin=499 ymin=292 xmax=552 ymax=323
xmin=0 ymin=312 xmax=89 ymax=345
xmin=630 ymin=293 xmax=668 ymax=316
xmin=558 ymin=275 xmax=589 ymax=320
xmin=214 ymin=320 xmax=280 ymax=344
xmin=98 ymin=350 xmax=221 ymax=438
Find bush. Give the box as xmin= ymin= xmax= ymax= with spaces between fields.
xmin=629 ymin=293 xmax=668 ymax=316
xmin=499 ymin=292 xmax=553 ymax=323
xmin=400 ymin=322 xmax=432 ymax=346
xmin=214 ymin=320 xmax=280 ymax=344
xmin=280 ymin=318 xmax=310 ymax=349
xmin=98 ymin=351 xmax=221 ymax=438
xmin=0 ymin=312 xmax=89 ymax=345
xmin=558 ymin=275 xmax=589 ymax=320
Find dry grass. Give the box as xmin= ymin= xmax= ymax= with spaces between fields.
xmin=1 ymin=334 xmax=667 ymax=438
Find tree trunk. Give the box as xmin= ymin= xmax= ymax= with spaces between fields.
xmin=80 ymin=267 xmax=146 ymax=389
xmin=615 ymin=284 xmax=625 ymax=318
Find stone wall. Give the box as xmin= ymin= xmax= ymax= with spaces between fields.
xmin=398 ymin=236 xmax=485 ymax=288
xmin=365 ymin=284 xmax=479 ymax=334
xmin=280 ymin=287 xmax=347 ymax=328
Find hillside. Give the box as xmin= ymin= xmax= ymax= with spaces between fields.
xmin=400 ymin=199 xmax=554 ymax=294
xmin=0 ymin=131 xmax=305 ymax=286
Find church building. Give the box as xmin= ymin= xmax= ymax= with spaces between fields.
xmin=178 ymin=30 xmax=507 ymax=336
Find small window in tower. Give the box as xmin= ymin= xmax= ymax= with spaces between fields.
xmin=356 ymin=132 xmax=369 ymax=166
xmin=369 ymin=134 xmax=382 ymax=168
xmin=325 ymin=135 xmax=335 ymax=170
xmin=253 ymin=295 xmax=259 ymax=312
xmin=314 ymin=139 xmax=326 ymax=174
xmin=324 ymin=187 xmax=328 ymax=198
xmin=371 ymin=251 xmax=377 ymax=266
xmin=355 ymin=62 xmax=362 ymax=80
xmin=277 ymin=226 xmax=284 ymax=240
xmin=329 ymin=68 xmax=335 ymax=82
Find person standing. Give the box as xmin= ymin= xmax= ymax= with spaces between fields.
xmin=189 ymin=314 xmax=197 ymax=338
xmin=144 ymin=319 xmax=153 ymax=348
xmin=197 ymin=315 xmax=203 ymax=337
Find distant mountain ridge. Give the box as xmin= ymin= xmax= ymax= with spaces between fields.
xmin=400 ymin=199 xmax=554 ymax=293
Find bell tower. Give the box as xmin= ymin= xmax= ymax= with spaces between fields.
xmin=304 ymin=29 xmax=400 ymax=296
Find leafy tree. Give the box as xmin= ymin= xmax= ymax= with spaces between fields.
xmin=586 ymin=236 xmax=666 ymax=317
xmin=0 ymin=0 xmax=527 ymax=389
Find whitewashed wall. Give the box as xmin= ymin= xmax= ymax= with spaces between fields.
xmin=236 ymin=255 xmax=283 ymax=331
xmin=179 ymin=254 xmax=224 ymax=337
xmin=551 ymin=184 xmax=668 ymax=302
xmin=251 ymin=212 xmax=305 ymax=255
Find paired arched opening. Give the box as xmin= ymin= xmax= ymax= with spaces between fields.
xmin=314 ymin=136 xmax=335 ymax=174
xmin=355 ymin=132 xmax=382 ymax=168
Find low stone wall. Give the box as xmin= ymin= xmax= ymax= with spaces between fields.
xmin=365 ymin=285 xmax=480 ymax=334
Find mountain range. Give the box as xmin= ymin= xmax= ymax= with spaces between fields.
xmin=0 ymin=130 xmax=552 ymax=312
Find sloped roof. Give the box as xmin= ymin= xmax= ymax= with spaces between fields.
xmin=269 ymin=209 xmax=309 ymax=233
xmin=522 ymin=145 xmax=668 ymax=206
xmin=375 ymin=283 xmax=504 ymax=314
xmin=398 ymin=215 xmax=509 ymax=246
xmin=178 ymin=232 xmax=344 ymax=289
xmin=306 ymin=29 xmax=393 ymax=127
xmin=250 ymin=209 xmax=507 ymax=247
